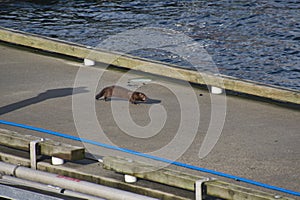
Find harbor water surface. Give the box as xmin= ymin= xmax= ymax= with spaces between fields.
xmin=1 ymin=0 xmax=300 ymax=90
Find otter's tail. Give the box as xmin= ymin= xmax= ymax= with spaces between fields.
xmin=95 ymin=89 xmax=105 ymax=100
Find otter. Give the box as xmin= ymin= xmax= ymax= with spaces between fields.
xmin=95 ymin=85 xmax=147 ymax=104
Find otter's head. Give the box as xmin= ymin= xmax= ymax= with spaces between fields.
xmin=133 ymin=92 xmax=147 ymax=102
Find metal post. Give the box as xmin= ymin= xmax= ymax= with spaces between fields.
xmin=29 ymin=138 xmax=44 ymax=169
xmin=195 ymin=177 xmax=216 ymax=200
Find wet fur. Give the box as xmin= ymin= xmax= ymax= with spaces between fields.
xmin=95 ymin=85 xmax=147 ymax=104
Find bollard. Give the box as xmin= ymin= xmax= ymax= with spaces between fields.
xmin=51 ymin=157 xmax=64 ymax=165
xmin=84 ymin=58 xmax=95 ymax=66
xmin=124 ymin=174 xmax=137 ymax=183
xmin=211 ymin=86 xmax=223 ymax=94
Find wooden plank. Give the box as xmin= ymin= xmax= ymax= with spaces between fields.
xmin=102 ymin=156 xmax=198 ymax=191
xmin=102 ymin=156 xmax=295 ymax=200
xmin=0 ymin=128 xmax=84 ymax=160
xmin=0 ymin=27 xmax=299 ymax=104
xmin=205 ymin=181 xmax=287 ymax=200
xmin=0 ymin=152 xmax=190 ymax=200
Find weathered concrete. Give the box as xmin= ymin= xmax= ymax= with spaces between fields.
xmin=0 ymin=43 xmax=299 ymax=199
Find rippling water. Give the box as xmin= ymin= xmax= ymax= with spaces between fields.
xmin=1 ymin=0 xmax=300 ymax=90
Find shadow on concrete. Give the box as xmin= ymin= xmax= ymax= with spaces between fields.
xmin=0 ymin=87 xmax=89 ymax=115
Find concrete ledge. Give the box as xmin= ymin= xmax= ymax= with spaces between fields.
xmin=0 ymin=128 xmax=84 ymax=161
xmin=102 ymin=156 xmax=294 ymax=200
xmin=0 ymin=27 xmax=299 ymax=104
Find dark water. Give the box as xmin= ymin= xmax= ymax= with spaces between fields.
xmin=1 ymin=0 xmax=300 ymax=90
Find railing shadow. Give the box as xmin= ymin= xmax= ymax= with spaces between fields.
xmin=0 ymin=87 xmax=89 ymax=115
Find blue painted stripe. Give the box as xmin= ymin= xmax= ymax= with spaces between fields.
xmin=0 ymin=119 xmax=299 ymax=196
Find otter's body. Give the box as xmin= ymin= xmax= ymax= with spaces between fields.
xmin=95 ymin=85 xmax=147 ymax=104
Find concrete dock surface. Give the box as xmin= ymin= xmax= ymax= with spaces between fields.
xmin=0 ymin=43 xmax=299 ymax=197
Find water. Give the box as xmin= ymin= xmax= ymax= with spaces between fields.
xmin=1 ymin=0 xmax=300 ymax=90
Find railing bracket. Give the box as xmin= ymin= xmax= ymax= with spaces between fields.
xmin=29 ymin=138 xmax=45 ymax=169
xmin=195 ymin=177 xmax=216 ymax=200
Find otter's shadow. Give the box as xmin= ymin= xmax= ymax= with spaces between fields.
xmin=140 ymin=98 xmax=161 ymax=105
xmin=97 ymin=98 xmax=161 ymax=105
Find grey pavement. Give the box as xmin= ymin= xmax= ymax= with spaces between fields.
xmin=0 ymin=43 xmax=299 ymax=196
